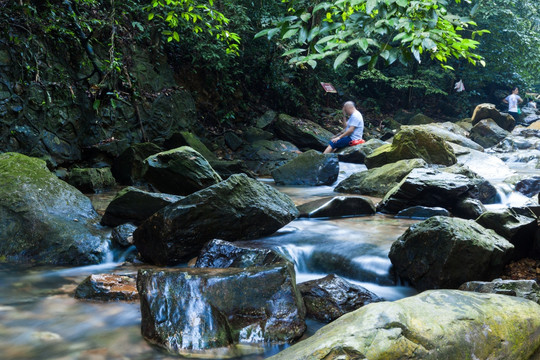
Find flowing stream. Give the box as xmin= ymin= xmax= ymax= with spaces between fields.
xmin=0 ymin=157 xmax=535 ymax=359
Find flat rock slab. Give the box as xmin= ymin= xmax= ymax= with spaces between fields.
xmin=268 ymin=290 xmax=540 ymax=360
xmin=272 ymin=150 xmax=339 ymax=186
xmin=395 ymin=206 xmax=450 ymax=220
xmin=459 ymin=279 xmax=540 ymax=304
xmin=75 ymin=274 xmax=138 ymax=301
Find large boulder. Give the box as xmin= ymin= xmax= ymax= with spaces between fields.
xmin=407 ymin=123 xmax=484 ymax=151
xmin=335 ymin=158 xmax=427 ymax=196
xmin=472 ymin=103 xmax=515 ymax=131
xmin=0 ymin=153 xmax=110 ymax=265
xmin=470 ymin=119 xmax=510 ymax=148
xmin=268 ymin=290 xmax=540 ymax=360
xmin=101 ymin=187 xmax=182 ymax=227
xmin=378 ymin=166 xmax=497 ymax=214
xmin=194 ymin=239 xmax=287 ymax=268
xmin=298 ymin=274 xmax=383 ymax=323
xmin=143 ymin=146 xmax=221 ymax=196
xmin=66 ymin=167 xmax=116 ymax=193
xmin=297 ymin=196 xmax=376 ymax=218
xmin=163 ymin=131 xmax=216 ymax=160
xmin=111 ymin=142 xmax=162 ymax=185
xmin=364 ymin=127 xmax=456 ymax=169
xmin=237 ymin=140 xmax=300 ymax=176
xmin=476 ymin=208 xmax=538 ymax=258
xmin=134 ymin=174 xmax=299 ymax=265
xmin=137 ymin=265 xmax=306 ymax=353
xmin=75 ymin=274 xmax=138 ymax=301
xmin=207 ymin=159 xmax=254 ymax=179
xmin=389 ymin=216 xmax=514 ymax=291
xmin=337 ymin=139 xmax=387 ymax=164
xmin=395 ymin=206 xmax=450 ymax=220
xmin=271 ymin=150 xmax=339 ymax=186
xmin=459 ymin=279 xmax=540 ymax=304
xmin=223 ymin=131 xmax=244 ymax=151
xmin=453 ymin=197 xmax=486 ymax=220
xmin=274 ymin=114 xmax=334 ymax=151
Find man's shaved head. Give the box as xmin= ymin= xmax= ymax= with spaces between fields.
xmin=343 ymin=101 xmax=356 ymax=115
xmin=343 ymin=101 xmax=356 ymax=109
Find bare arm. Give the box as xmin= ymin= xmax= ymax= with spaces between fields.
xmin=331 ymin=126 xmax=356 ymax=142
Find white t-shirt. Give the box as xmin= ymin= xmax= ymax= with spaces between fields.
xmin=346 ymin=110 xmax=364 ymax=141
xmin=505 ymin=94 xmax=522 ymax=112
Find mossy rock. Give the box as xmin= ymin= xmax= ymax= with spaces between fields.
xmin=143 ymin=146 xmax=221 ymax=196
xmin=0 ymin=152 xmax=109 ymax=265
xmin=405 ymin=123 xmax=484 ymax=151
xmin=335 ymin=158 xmax=427 ymax=196
xmin=337 ymin=139 xmax=387 ymax=164
xmin=408 ymin=113 xmax=435 ymax=125
xmin=163 ymin=131 xmax=216 ymax=160
xmin=389 ymin=216 xmax=514 ymax=290
xmin=67 ymin=167 xmax=116 ymax=193
xmin=365 ymin=127 xmax=457 ymax=169
xmin=268 ymin=290 xmax=540 ymax=360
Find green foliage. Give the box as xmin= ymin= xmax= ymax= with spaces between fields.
xmin=256 ymin=0 xmax=488 ymax=71
xmin=147 ymin=0 xmax=240 ymax=55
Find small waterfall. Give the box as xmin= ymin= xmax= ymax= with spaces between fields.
xmin=275 ymin=244 xmax=315 ymax=273
xmin=491 ymin=183 xmax=532 ymax=208
xmin=180 ymin=279 xmax=214 ymax=350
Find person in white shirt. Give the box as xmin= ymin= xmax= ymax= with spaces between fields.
xmin=503 ymin=87 xmax=523 ymax=121
xmin=323 ymin=101 xmax=364 ymax=154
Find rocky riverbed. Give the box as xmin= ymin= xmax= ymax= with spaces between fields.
xmin=0 ymin=104 xmax=540 ymax=359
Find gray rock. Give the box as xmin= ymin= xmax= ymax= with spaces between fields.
xmin=101 ymin=187 xmax=182 ymax=227
xmin=272 ymin=150 xmax=339 ymax=186
xmin=459 ymin=279 xmax=540 ymax=304
xmin=237 ymin=140 xmax=300 ymax=176
xmin=112 ymin=142 xmax=162 ymax=185
xmin=111 ymin=223 xmax=137 ymax=248
xmin=515 ymin=176 xmax=540 ymax=197
xmin=453 ymin=198 xmax=486 ymax=219
xmin=395 ymin=206 xmax=450 ymax=219
xmin=275 ymin=114 xmax=334 ymax=151
xmin=195 ymin=239 xmax=288 ymax=268
xmin=472 ymin=103 xmax=515 ymax=131
xmin=67 ymin=167 xmax=116 ymax=193
xmin=134 ymin=174 xmax=299 ymax=265
xmin=389 ymin=216 xmax=514 ymax=291
xmin=143 ymin=146 xmax=222 ymax=196
xmin=243 ymin=126 xmax=274 ymax=143
xmin=298 ymin=274 xmax=383 ymax=323
xmin=470 ymin=119 xmax=509 ymax=148
xmin=297 ymin=196 xmax=376 ymax=218
xmin=224 ymin=131 xmax=243 ymax=151
xmin=137 ymin=265 xmax=306 ymax=353
xmin=256 ymin=110 xmax=277 ymax=129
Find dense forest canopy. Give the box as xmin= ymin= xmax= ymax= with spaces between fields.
xmin=1 ymin=0 xmax=539 ymax=124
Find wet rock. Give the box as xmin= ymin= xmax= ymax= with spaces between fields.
xmin=111 ymin=142 xmax=161 ymax=185
xmin=195 ymin=239 xmax=288 ymax=268
xmin=66 ymin=167 xmax=116 ymax=193
xmin=476 ymin=208 xmax=538 ymax=258
xmin=0 ymin=153 xmax=109 ymax=265
xmin=143 ymin=146 xmax=221 ymax=196
xmin=389 ymin=216 xmax=514 ymax=291
xmin=163 ymin=131 xmax=216 ymax=160
xmin=298 ymin=274 xmax=383 ymax=323
xmin=101 ymin=187 xmax=182 ymax=227
xmin=335 ymin=158 xmax=427 ymax=197
xmin=472 ymin=103 xmax=515 ymax=131
xmin=134 ymin=174 xmax=298 ymax=265
xmin=111 ymin=223 xmax=137 ymax=248
xmin=395 ymin=206 xmax=450 ymax=219
xmin=224 ymin=131 xmax=243 ymax=151
xmin=406 ymin=123 xmax=484 ymax=151
xmin=453 ymin=198 xmax=486 ymax=219
xmin=271 ymin=150 xmax=339 ymax=186
xmin=365 ymin=127 xmax=456 ymax=169
xmin=75 ymin=274 xmax=138 ymax=301
xmin=137 ymin=265 xmax=306 ymax=353
xmin=459 ymin=279 xmax=540 ymax=304
xmin=515 ymin=176 xmax=540 ymax=197
xmin=297 ymin=196 xmax=376 ymax=218
xmin=256 ymin=110 xmax=277 ymax=129
xmin=274 ymin=114 xmax=334 ymax=151
xmin=268 ymin=290 xmax=540 ymax=360
xmin=337 ymin=139 xmax=387 ymax=164
xmin=456 ymin=118 xmax=473 ymax=132
xmin=378 ymin=166 xmax=497 ymax=214
xmin=237 ymin=140 xmax=300 ymax=176
xmin=470 ymin=119 xmax=509 ymax=148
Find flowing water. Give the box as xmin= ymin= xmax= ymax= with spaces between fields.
xmin=0 ymin=156 xmax=536 ymax=359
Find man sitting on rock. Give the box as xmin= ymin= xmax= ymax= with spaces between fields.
xmin=324 ymin=101 xmax=364 ymax=154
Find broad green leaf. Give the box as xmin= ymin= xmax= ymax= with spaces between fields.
xmin=333 ymin=50 xmax=350 ymax=69
xmin=357 ymin=55 xmax=371 ymax=67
